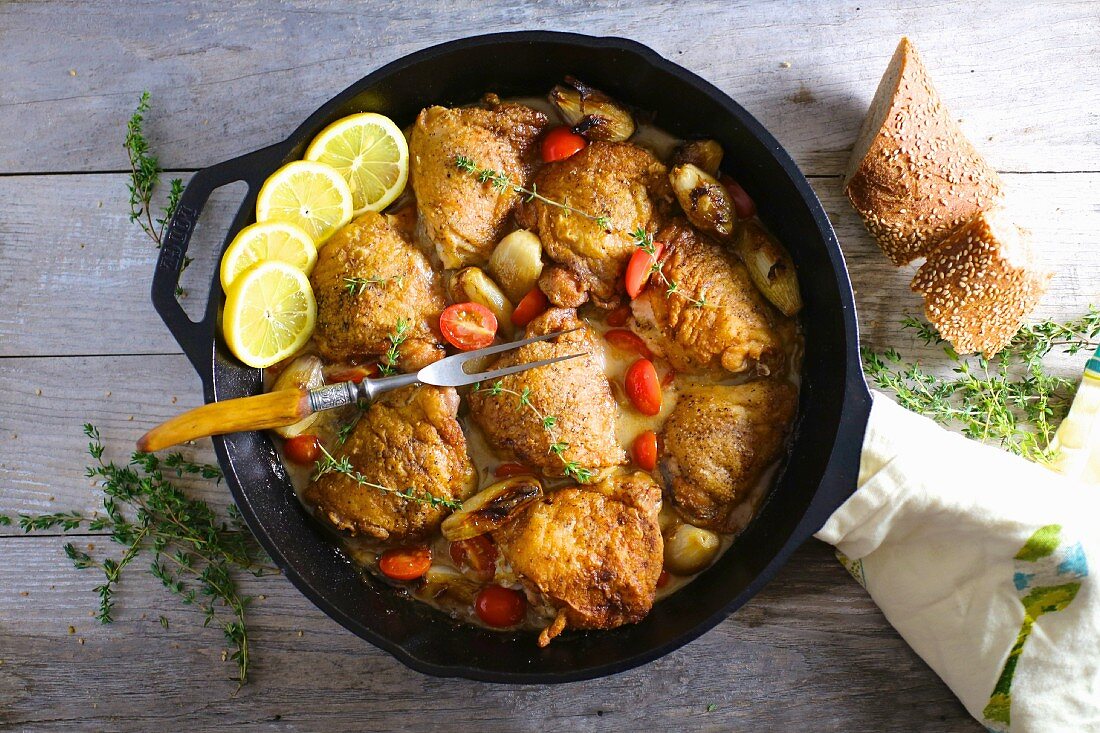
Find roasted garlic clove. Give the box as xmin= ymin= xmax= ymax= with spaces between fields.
xmin=734 ymin=220 xmax=803 ymax=316
xmin=663 ymin=523 xmax=721 ymax=575
xmin=449 ymin=267 xmax=514 ymax=337
xmin=670 ymin=139 xmax=724 ymax=177
xmin=271 ymin=355 xmax=324 ymax=438
xmin=669 ymin=163 xmax=736 ymax=240
xmin=488 ymin=229 xmax=544 ymax=303
xmin=548 ymin=77 xmax=635 ymax=142
xmin=440 ymin=476 xmax=543 ymax=541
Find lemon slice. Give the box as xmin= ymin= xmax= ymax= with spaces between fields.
xmin=223 ymin=261 xmax=317 ymax=368
xmin=304 ymin=113 xmax=409 ymax=214
xmin=220 ymin=221 xmax=317 ymax=291
xmin=256 ymin=160 xmax=353 ymax=245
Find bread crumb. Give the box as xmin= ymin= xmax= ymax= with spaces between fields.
xmin=78 ymin=638 xmax=85 ymax=645
xmin=20 ymin=591 xmax=28 ymax=597
xmin=69 ymin=625 xmax=76 ymax=634
xmin=171 ymin=396 xmax=178 ymax=404
xmin=297 ymin=630 xmax=304 ymax=637
xmin=779 ymin=61 xmax=791 ymax=69
xmin=35 ymin=389 xmax=42 ymax=396
xmin=69 ymin=69 xmax=77 ymax=77
xmin=105 ymin=391 xmax=112 ymax=397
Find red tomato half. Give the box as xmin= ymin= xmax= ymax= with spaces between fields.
xmin=605 ymin=305 xmax=631 ymax=327
xmin=720 ymin=174 xmax=757 ymax=219
xmin=449 ymin=536 xmax=499 ymax=582
xmin=440 ymin=302 xmax=498 ymax=350
xmin=541 ymin=126 xmax=587 ymax=162
xmin=604 ymin=329 xmax=654 ymax=360
xmin=474 ymin=584 xmax=527 ymax=627
xmin=632 ymin=430 xmax=658 ymax=471
xmin=494 ymin=462 xmax=535 ymax=478
xmin=379 ymin=546 xmax=432 ymax=581
xmin=624 ymin=358 xmax=662 ymax=416
xmin=624 ymin=240 xmax=665 ymax=299
xmin=284 ymin=434 xmax=321 ymax=465
xmin=511 ymin=287 xmax=550 ymax=328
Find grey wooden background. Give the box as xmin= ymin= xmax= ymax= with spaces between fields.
xmin=2 ymin=1 xmax=1098 ymax=731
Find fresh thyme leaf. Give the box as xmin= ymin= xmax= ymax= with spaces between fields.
xmin=629 ymin=229 xmax=710 ymax=309
xmin=0 ymin=514 xmax=11 ymax=526
xmin=863 ymin=312 xmax=1099 ymax=464
xmin=344 ymin=275 xmax=403 ymax=296
xmin=312 ymin=444 xmax=461 ymax=510
xmin=484 ymin=383 xmax=594 ymax=482
xmin=18 ymin=424 xmax=274 ymax=687
xmin=125 ymin=92 xmax=184 ymax=249
xmin=378 ymin=318 xmax=411 ymax=376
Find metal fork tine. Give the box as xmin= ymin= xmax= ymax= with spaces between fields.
xmin=449 ymin=352 xmax=588 ymax=388
xmin=451 ymin=328 xmax=579 ymax=363
xmin=414 ymin=328 xmax=580 ymax=387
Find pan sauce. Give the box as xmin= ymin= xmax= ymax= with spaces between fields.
xmin=271 ymin=98 xmax=802 ymax=632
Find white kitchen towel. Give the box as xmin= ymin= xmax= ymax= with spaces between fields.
xmin=815 ymin=391 xmax=1100 ymax=732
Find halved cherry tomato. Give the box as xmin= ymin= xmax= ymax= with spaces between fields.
xmin=325 ymin=363 xmax=379 ymax=384
xmin=284 ymin=434 xmax=321 ymax=465
xmin=494 ymin=462 xmax=535 ymax=478
xmin=606 ymin=305 xmax=631 ymax=327
xmin=440 ymin=302 xmax=498 ymax=350
xmin=541 ymin=126 xmax=587 ymax=162
xmin=511 ymin=287 xmax=549 ymax=328
xmin=624 ymin=358 xmax=662 ymax=416
xmin=379 ymin=545 xmax=432 ymax=581
xmin=657 ymin=570 xmax=671 ymax=589
xmin=604 ymin=329 xmax=654 ymax=360
xmin=720 ymin=174 xmax=756 ymax=219
xmin=624 ymin=240 xmax=665 ymax=299
xmin=632 ymin=430 xmax=659 ymax=471
xmin=474 ymin=584 xmax=527 ymax=627
xmin=449 ymin=536 xmax=499 ymax=582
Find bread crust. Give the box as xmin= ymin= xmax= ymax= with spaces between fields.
xmin=844 ymin=37 xmax=1004 ymax=265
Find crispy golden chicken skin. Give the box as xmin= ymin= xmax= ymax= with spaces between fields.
xmin=467 ymin=308 xmax=626 ymax=478
xmin=310 ymin=211 xmax=446 ymax=371
xmin=521 ymin=141 xmax=672 ymax=308
xmin=303 ymin=386 xmax=476 ymax=541
xmin=410 ymin=102 xmax=548 ymax=269
xmin=660 ymin=380 xmax=797 ymax=532
xmin=631 ymin=221 xmax=785 ymax=375
xmin=494 ymin=471 xmax=663 ymax=645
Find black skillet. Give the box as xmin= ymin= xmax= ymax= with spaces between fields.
xmin=151 ymin=31 xmax=872 ymax=683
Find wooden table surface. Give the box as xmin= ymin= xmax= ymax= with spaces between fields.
xmin=2 ymin=2 xmax=1097 ymax=730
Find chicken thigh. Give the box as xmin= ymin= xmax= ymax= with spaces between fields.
xmin=467 ymin=308 xmax=626 ymax=478
xmin=631 ymin=221 xmax=786 ymax=375
xmin=494 ymin=471 xmax=664 ymax=646
xmin=410 ymin=101 xmax=548 ymax=269
xmin=303 ymin=386 xmax=476 ymax=541
xmin=521 ymin=141 xmax=672 ymax=308
xmin=660 ymin=380 xmax=797 ymax=532
xmin=310 ymin=211 xmax=446 ymax=371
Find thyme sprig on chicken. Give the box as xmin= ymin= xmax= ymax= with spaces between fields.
xmin=454 ymin=154 xmax=611 ymax=230
xmin=10 ymin=425 xmax=273 ymax=687
xmin=378 ymin=318 xmax=411 ymax=376
xmin=474 ymin=380 xmax=595 ymax=483
xmin=863 ymin=309 xmax=1100 ymax=463
xmin=631 ymin=228 xmax=710 ymax=309
xmin=313 ymin=444 xmax=462 ymax=509
xmin=344 ymin=275 xmax=404 ymax=296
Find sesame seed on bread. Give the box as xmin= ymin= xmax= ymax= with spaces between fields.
xmin=911 ymin=209 xmax=1050 ymax=357
xmin=844 ymin=37 xmax=1004 ymax=265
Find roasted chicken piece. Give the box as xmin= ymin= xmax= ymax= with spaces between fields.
xmin=494 ymin=471 xmax=664 ymax=645
xmin=468 ymin=308 xmax=626 ymax=478
xmin=521 ymin=141 xmax=672 ymax=308
xmin=410 ymin=101 xmax=548 ymax=269
xmin=310 ymin=211 xmax=445 ymax=371
xmin=303 ymin=386 xmax=476 ymax=541
xmin=631 ymin=221 xmax=785 ymax=375
xmin=660 ymin=380 xmax=797 ymax=532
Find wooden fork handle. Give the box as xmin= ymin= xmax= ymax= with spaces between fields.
xmin=137 ymin=388 xmax=312 ymax=453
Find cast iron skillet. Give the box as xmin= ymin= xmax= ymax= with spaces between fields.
xmin=151 ymin=31 xmax=872 ymax=683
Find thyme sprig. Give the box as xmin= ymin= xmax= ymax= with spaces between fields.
xmin=344 ymin=275 xmax=404 ymax=296
xmin=863 ymin=309 xmax=1100 ymax=464
xmin=125 ymin=92 xmax=186 ymax=292
xmin=474 ymin=380 xmax=594 ymax=483
xmin=631 ymin=228 xmax=710 ymax=309
xmin=455 ymin=155 xmax=611 ymax=230
xmin=313 ymin=444 xmax=462 ymax=509
xmin=13 ymin=425 xmax=274 ymax=687
xmin=378 ymin=318 xmax=411 ymax=376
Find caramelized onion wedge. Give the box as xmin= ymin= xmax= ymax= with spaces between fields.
xmin=450 ymin=267 xmax=515 ymax=338
xmin=670 ymin=139 xmax=724 ymax=177
xmin=734 ymin=220 xmax=803 ymax=316
xmin=664 ymin=523 xmax=721 ymax=575
xmin=488 ymin=229 xmax=544 ymax=304
xmin=669 ymin=163 xmax=736 ymax=240
xmin=420 ymin=565 xmax=480 ymax=604
xmin=548 ymin=77 xmax=635 ymax=142
xmin=441 ymin=476 xmax=543 ymax=542
xmin=270 ymin=355 xmax=324 ymax=438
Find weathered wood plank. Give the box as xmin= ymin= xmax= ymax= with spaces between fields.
xmin=0 ymin=536 xmax=977 ymax=731
xmin=0 ymin=0 xmax=1097 ymax=175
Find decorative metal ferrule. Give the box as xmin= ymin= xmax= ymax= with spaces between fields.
xmin=307 ymin=382 xmax=360 ymax=413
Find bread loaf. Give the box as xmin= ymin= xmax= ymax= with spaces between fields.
xmin=844 ymin=37 xmax=1004 ymax=265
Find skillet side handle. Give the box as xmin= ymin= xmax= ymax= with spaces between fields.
xmin=150 ymin=143 xmax=288 ymax=377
